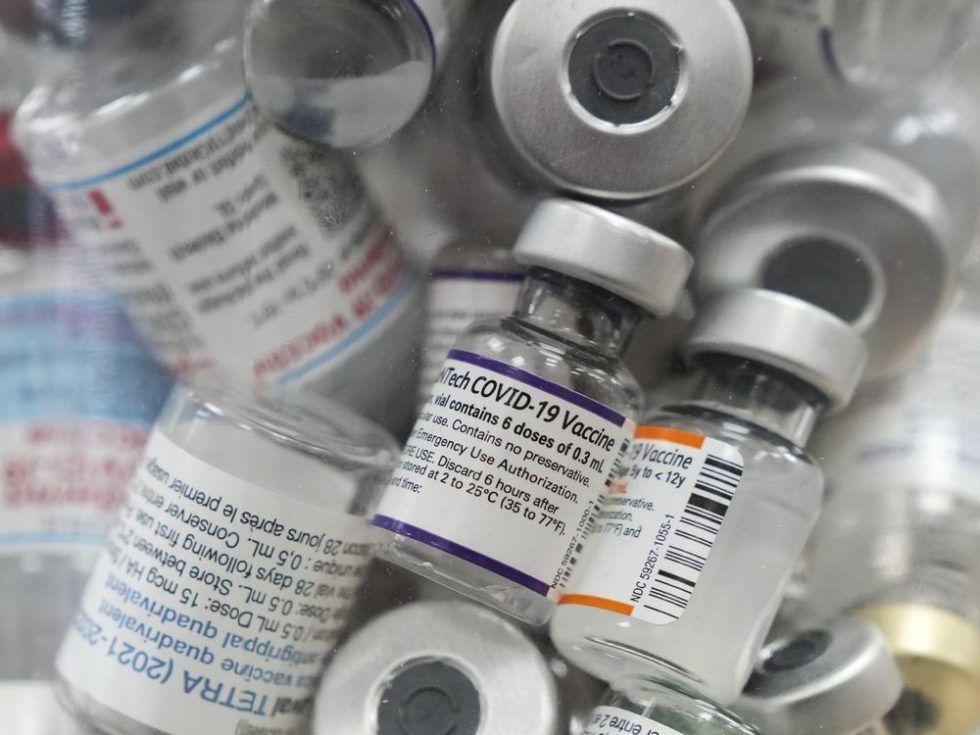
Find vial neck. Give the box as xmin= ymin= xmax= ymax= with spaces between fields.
xmin=675 ymin=355 xmax=827 ymax=448
xmin=512 ymin=269 xmax=640 ymax=359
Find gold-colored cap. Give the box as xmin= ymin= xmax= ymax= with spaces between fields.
xmin=859 ymin=603 xmax=980 ymax=735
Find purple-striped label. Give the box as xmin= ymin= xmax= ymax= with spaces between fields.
xmin=376 ymin=350 xmax=634 ymax=602
xmin=448 ymin=350 xmax=629 ymax=427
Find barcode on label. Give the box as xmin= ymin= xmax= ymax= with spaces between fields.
xmin=559 ymin=435 xmax=633 ymax=586
xmin=557 ymin=494 xmax=604 ymax=587
xmin=644 ymin=453 xmax=742 ymax=621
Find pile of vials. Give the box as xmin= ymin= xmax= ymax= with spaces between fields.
xmin=2 ymin=0 xmax=980 ymax=733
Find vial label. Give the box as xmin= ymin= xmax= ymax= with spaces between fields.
xmin=56 ymin=430 xmax=377 ymax=734
xmin=418 ymin=272 xmax=522 ymax=404
xmin=735 ymin=0 xmax=840 ymax=78
xmin=0 ymin=290 xmax=170 ymax=554
xmin=375 ymin=349 xmax=634 ymax=598
xmin=559 ymin=426 xmax=743 ymax=624
xmin=40 ymin=92 xmax=411 ymax=383
xmin=584 ymin=706 xmax=683 ymax=735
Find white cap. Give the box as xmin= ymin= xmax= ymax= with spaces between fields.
xmin=682 ymin=289 xmax=867 ymax=410
xmin=513 ymin=199 xmax=692 ymax=316
xmin=734 ymin=618 xmax=903 ymax=735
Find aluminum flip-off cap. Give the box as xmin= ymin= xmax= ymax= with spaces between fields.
xmin=734 ymin=618 xmax=902 ymax=735
xmin=694 ymin=143 xmax=955 ymax=380
xmin=314 ymin=601 xmax=559 ymax=735
xmin=490 ymin=0 xmax=752 ymax=200
xmin=681 ymin=289 xmax=867 ymax=410
xmin=513 ymin=198 xmax=692 ymax=316
xmin=859 ymin=603 xmax=980 ymax=735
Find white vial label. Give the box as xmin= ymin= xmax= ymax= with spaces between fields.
xmin=0 ymin=290 xmax=169 ymax=554
xmin=375 ymin=350 xmax=634 ymax=598
xmin=57 ymin=430 xmax=377 ymax=734
xmin=42 ymin=93 xmax=411 ymax=384
xmin=418 ymin=272 xmax=522 ymax=403
xmin=560 ymin=427 xmax=743 ymax=624
xmin=584 ymin=706 xmax=683 ymax=735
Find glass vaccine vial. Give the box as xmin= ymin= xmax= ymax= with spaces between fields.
xmin=583 ymin=678 xmax=757 ymax=735
xmin=314 ymin=600 xmax=561 ymax=735
xmin=54 ymin=380 xmax=398 ymax=735
xmin=373 ymin=198 xmax=694 ymax=625
xmin=13 ymin=0 xmax=421 ymax=435
xmin=0 ymin=240 xmax=171 ymax=683
xmin=733 ymin=0 xmax=976 ymax=89
xmin=0 ymin=108 xmax=171 ymax=685
xmin=418 ymin=243 xmax=524 ymax=407
xmin=803 ymin=283 xmax=980 ymax=735
xmin=551 ymin=288 xmax=867 ymax=703
xmin=244 ymin=0 xmax=467 ymax=148
xmin=734 ymin=617 xmax=903 ymax=735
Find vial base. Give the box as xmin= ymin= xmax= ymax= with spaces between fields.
xmin=551 ymin=597 xmax=766 ymax=704
xmin=56 ymin=678 xmax=163 ymax=735
xmin=380 ymin=533 xmax=554 ymax=625
xmin=246 ymin=0 xmax=434 ymax=148
xmin=0 ymin=553 xmax=90 ymax=680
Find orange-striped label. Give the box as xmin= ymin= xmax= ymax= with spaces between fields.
xmin=634 ymin=425 xmax=705 ymax=448
xmin=558 ymin=594 xmax=634 ymax=616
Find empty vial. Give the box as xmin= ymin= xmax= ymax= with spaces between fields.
xmin=551 ymin=289 xmax=867 ymax=703
xmin=55 ymin=379 xmax=398 ymax=735
xmin=0 ymin=241 xmax=171 ymax=683
xmin=244 ymin=0 xmax=467 ymax=148
xmin=803 ymin=282 xmax=980 ymax=735
xmin=0 ymin=108 xmax=170 ymax=686
xmin=734 ymin=617 xmax=903 ymax=735
xmin=733 ymin=0 xmax=977 ymax=88
xmin=418 ymin=243 xmax=524 ymax=407
xmin=583 ymin=677 xmax=757 ymax=735
xmin=373 ymin=199 xmax=693 ymax=625
xmin=314 ymin=600 xmax=562 ymax=735
xmin=14 ymin=0 xmax=422 ymax=435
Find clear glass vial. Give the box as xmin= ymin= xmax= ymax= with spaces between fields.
xmin=314 ymin=600 xmax=561 ymax=735
xmin=551 ymin=288 xmax=867 ymax=703
xmin=244 ymin=0 xmax=467 ymax=148
xmin=373 ymin=198 xmax=693 ymax=625
xmin=733 ymin=0 xmax=977 ymax=89
xmin=583 ymin=677 xmax=757 ymax=735
xmin=802 ymin=292 xmax=980 ymax=735
xmin=54 ymin=379 xmax=398 ymax=735
xmin=418 ymin=243 xmax=524 ymax=406
xmin=0 ymin=235 xmax=171 ymax=684
xmin=14 ymin=0 xmax=422 ymax=435
xmin=734 ymin=617 xmax=903 ymax=735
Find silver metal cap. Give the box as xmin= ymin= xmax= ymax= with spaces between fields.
xmin=490 ymin=0 xmax=752 ymax=200
xmin=513 ymin=199 xmax=692 ymax=316
xmin=694 ymin=144 xmax=955 ymax=380
xmin=734 ymin=618 xmax=903 ymax=735
xmin=314 ymin=601 xmax=558 ymax=735
xmin=681 ymin=289 xmax=867 ymax=410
